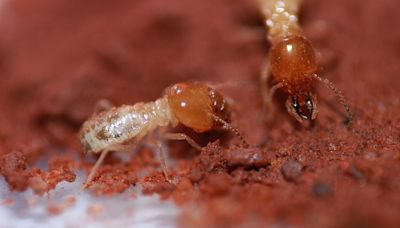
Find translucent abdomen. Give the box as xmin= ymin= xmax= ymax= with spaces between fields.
xmin=80 ymin=97 xmax=173 ymax=153
xmin=259 ymin=0 xmax=301 ymax=43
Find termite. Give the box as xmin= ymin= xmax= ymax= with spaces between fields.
xmin=258 ymin=0 xmax=352 ymax=124
xmin=79 ymin=82 xmax=247 ymax=188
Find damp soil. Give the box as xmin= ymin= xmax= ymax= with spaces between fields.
xmin=0 ymin=0 xmax=400 ymax=227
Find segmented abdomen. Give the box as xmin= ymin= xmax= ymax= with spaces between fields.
xmin=79 ymin=98 xmax=172 ymax=153
xmin=259 ymin=0 xmax=301 ymax=43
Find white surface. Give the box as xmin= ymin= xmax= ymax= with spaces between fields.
xmin=0 ymin=172 xmax=179 ymax=228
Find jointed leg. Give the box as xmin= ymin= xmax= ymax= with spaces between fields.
xmin=260 ymin=60 xmax=270 ymax=97
xmin=259 ymin=61 xmax=282 ymax=122
xmin=262 ymin=83 xmax=283 ymax=118
xmin=155 ymin=133 xmax=203 ymax=182
xmin=82 ymin=149 xmax=110 ymax=189
xmin=153 ymin=141 xmax=170 ymax=182
xmin=82 ymin=144 xmax=134 ymax=189
xmin=164 ymin=133 xmax=202 ymax=151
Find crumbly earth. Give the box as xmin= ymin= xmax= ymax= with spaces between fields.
xmin=0 ymin=0 xmax=399 ymax=227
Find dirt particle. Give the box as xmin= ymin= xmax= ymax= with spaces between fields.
xmin=27 ymin=157 xmax=77 ymax=195
xmin=224 ymin=146 xmax=272 ymax=168
xmin=0 ymin=150 xmax=31 ymax=191
xmin=29 ymin=175 xmax=48 ymax=196
xmin=281 ymin=159 xmax=303 ymax=181
xmin=312 ymin=182 xmax=332 ymax=198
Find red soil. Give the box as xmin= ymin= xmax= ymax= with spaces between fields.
xmin=0 ymin=0 xmax=399 ymax=227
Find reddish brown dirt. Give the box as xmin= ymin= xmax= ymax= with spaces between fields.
xmin=0 ymin=0 xmax=399 ymax=227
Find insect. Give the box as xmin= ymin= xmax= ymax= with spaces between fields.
xmin=79 ymin=82 xmax=247 ymax=188
xmin=258 ymin=0 xmax=352 ymax=124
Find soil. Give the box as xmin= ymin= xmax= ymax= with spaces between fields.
xmin=0 ymin=0 xmax=400 ymax=227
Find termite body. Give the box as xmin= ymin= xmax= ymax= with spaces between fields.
xmin=81 ymin=99 xmax=172 ymax=154
xmin=259 ymin=0 xmax=352 ymax=124
xmin=80 ymin=82 xmax=246 ymax=187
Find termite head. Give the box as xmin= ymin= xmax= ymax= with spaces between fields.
xmin=286 ymin=93 xmax=317 ymax=123
xmin=269 ymin=35 xmax=317 ymax=85
xmin=165 ymin=82 xmax=230 ymax=133
xmin=269 ymin=35 xmax=319 ymax=123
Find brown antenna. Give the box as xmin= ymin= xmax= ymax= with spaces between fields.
xmin=210 ymin=113 xmax=249 ymax=147
xmin=312 ymin=74 xmax=353 ymax=125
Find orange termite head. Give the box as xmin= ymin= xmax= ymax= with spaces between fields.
xmin=269 ymin=35 xmax=318 ymax=122
xmin=165 ymin=82 xmax=230 ymax=133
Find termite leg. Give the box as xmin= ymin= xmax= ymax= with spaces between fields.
xmin=312 ymin=74 xmax=353 ymax=125
xmin=263 ymin=83 xmax=283 ymax=120
xmin=164 ymin=133 xmax=202 ymax=151
xmin=209 ymin=113 xmax=249 ymax=148
xmin=259 ymin=61 xmax=283 ymax=122
xmin=153 ymin=141 xmax=171 ymax=182
xmin=82 ymin=144 xmax=134 ymax=189
xmin=259 ymin=61 xmax=270 ymax=121
xmin=82 ymin=149 xmax=110 ymax=189
xmin=160 ymin=133 xmax=203 ymax=182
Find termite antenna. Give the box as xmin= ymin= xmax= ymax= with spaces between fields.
xmin=82 ymin=149 xmax=110 ymax=189
xmin=259 ymin=82 xmax=283 ymax=123
xmin=312 ymin=74 xmax=353 ymax=125
xmin=210 ymin=113 xmax=249 ymax=148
